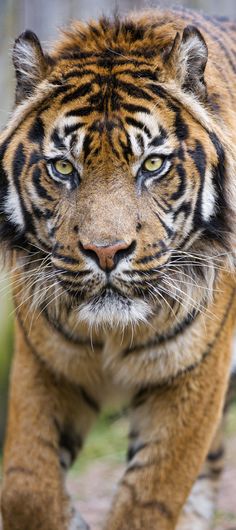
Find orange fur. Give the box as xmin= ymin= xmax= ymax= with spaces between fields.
xmin=1 ymin=7 xmax=236 ymax=530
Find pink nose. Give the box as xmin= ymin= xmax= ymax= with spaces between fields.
xmin=80 ymin=240 xmax=134 ymax=271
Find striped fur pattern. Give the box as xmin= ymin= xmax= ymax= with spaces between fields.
xmin=1 ymin=7 xmax=236 ymax=530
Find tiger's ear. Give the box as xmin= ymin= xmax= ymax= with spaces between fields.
xmin=13 ymin=30 xmax=51 ymax=103
xmin=163 ymin=25 xmax=208 ymax=100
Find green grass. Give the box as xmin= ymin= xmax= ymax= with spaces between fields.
xmin=214 ymin=508 xmax=236 ymax=526
xmin=71 ymin=413 xmax=128 ymax=474
xmin=226 ymin=402 xmax=236 ymax=436
xmin=0 ymin=278 xmax=13 ymax=447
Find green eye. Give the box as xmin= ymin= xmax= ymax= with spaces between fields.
xmin=143 ymin=157 xmax=164 ymax=172
xmin=54 ymin=159 xmax=74 ymax=175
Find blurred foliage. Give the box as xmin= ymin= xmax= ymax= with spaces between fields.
xmin=226 ymin=403 xmax=236 ymax=435
xmin=0 ymin=275 xmax=13 ymax=449
xmin=71 ymin=413 xmax=128 ymax=474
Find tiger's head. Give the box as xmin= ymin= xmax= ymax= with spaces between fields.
xmin=0 ymin=13 xmax=235 ymax=328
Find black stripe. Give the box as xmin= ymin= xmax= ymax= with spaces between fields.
xmin=53 ymin=250 xmax=84 ymax=264
xmin=147 ymin=83 xmax=168 ymax=100
xmin=28 ymin=117 xmax=44 ymax=144
xmin=0 ymin=137 xmax=11 ymax=219
xmin=28 ymin=150 xmax=42 ymax=167
xmin=204 ymin=132 xmax=229 ymax=245
xmin=123 ymin=309 xmax=199 ymax=357
xmin=210 ymin=467 xmax=224 ymax=477
xmin=51 ymin=129 xmax=65 ymax=150
xmin=207 ymin=447 xmax=224 ymax=462
xmin=121 ymin=479 xmax=173 ymax=520
xmin=5 ymin=467 xmax=36 ymax=476
xmin=12 ymin=142 xmax=26 ymax=187
xmin=170 ymin=104 xmax=189 ymax=141
xmin=173 ymin=201 xmax=192 ymax=221
xmin=136 ymin=133 xmax=145 ymax=152
xmin=59 ymin=427 xmax=83 ymax=465
xmin=125 ymin=116 xmax=151 ymax=138
xmin=188 ymin=140 xmax=206 ymax=229
xmin=122 ymin=102 xmax=150 ymax=114
xmin=119 ymin=135 xmax=133 ymax=163
xmin=32 ymin=166 xmax=55 ymax=202
xmin=61 ymin=82 xmax=91 ymax=104
xmin=66 ymin=107 xmax=92 ymax=118
xmin=52 ymin=253 xmax=81 ymax=265
xmin=141 ymin=500 xmax=173 ymax=519
xmin=32 ymin=204 xmax=53 ymax=220
xmin=80 ymin=386 xmax=100 ymax=413
xmin=135 ymin=249 xmax=164 ymax=265
xmin=64 ymin=123 xmax=84 ymax=135
xmin=153 ymin=196 xmax=171 ymax=214
xmin=63 ymin=68 xmax=95 ymax=79
xmin=117 ymin=79 xmax=153 ymax=101
xmin=170 ymin=163 xmax=186 ymax=201
xmin=50 ymin=83 xmax=73 ymax=99
xmin=53 ymin=266 xmax=89 ymax=277
xmin=148 ymin=84 xmax=189 ymax=141
xmin=60 ymin=51 xmax=101 ymax=60
xmin=55 ymin=277 xmax=84 ymax=293
xmin=12 ymin=142 xmax=36 ymax=236
xmin=154 ymin=210 xmax=174 ymax=239
xmin=43 ymin=309 xmax=103 ymax=348
xmin=127 ymin=442 xmax=148 ymax=462
xmin=120 ymin=68 xmax=157 ymax=81
xmin=59 ymin=51 xmax=152 ymax=67
xmin=149 ymin=128 xmax=168 ymax=147
xmin=82 ymin=134 xmax=92 ymax=161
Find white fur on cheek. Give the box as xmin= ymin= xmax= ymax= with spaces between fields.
xmin=4 ymin=186 xmax=25 ymax=229
xmin=201 ymin=168 xmax=216 ymax=222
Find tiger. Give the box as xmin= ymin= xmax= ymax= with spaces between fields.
xmin=0 ymin=5 xmax=236 ymax=530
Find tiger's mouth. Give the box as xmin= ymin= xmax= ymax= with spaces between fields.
xmin=76 ymin=285 xmax=152 ymax=328
xmin=84 ymin=286 xmax=132 ymax=308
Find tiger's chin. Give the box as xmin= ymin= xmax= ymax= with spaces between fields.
xmin=77 ymin=288 xmax=152 ymax=328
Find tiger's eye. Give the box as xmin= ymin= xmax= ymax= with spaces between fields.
xmin=143 ymin=157 xmax=163 ymax=172
xmin=54 ymin=160 xmax=74 ymax=175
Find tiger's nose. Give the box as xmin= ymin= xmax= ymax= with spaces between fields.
xmin=79 ymin=240 xmax=136 ymax=271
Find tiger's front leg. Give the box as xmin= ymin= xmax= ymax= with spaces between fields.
xmin=1 ymin=320 xmax=98 ymax=530
xmin=104 ymin=335 xmax=232 ymax=530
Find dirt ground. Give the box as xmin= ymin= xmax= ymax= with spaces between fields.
xmin=0 ymin=435 xmax=235 ymax=529
xmin=68 ymin=435 xmax=236 ymax=530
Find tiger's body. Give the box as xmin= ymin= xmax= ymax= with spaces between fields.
xmin=1 ymin=6 xmax=236 ymax=530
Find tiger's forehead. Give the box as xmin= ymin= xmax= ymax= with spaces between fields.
xmin=44 ymin=61 xmax=178 ymax=164
xmin=20 ymin=46 xmax=210 ymax=167
xmin=44 ymin=106 xmax=176 ymax=166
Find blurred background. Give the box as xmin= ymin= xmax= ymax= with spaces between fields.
xmin=0 ymin=1 xmax=236 ymax=528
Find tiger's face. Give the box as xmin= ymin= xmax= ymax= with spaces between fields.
xmin=0 ymin=18 xmax=232 ymax=328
